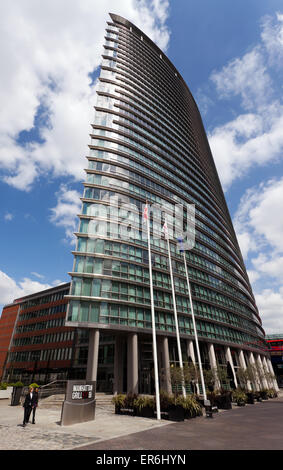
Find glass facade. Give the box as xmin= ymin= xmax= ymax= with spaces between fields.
xmin=66 ymin=13 xmax=267 ymax=358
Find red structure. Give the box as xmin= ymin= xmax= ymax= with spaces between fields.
xmin=0 ymin=283 xmax=76 ymax=384
xmin=266 ymin=335 xmax=283 ymax=388
xmin=0 ymin=302 xmax=20 ymax=380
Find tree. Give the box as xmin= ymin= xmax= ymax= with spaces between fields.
xmin=169 ymin=365 xmax=185 ymax=399
xmin=183 ymin=362 xmax=200 ymax=394
xmin=203 ymin=368 xmax=217 ymax=392
xmin=235 ymin=367 xmax=250 ymax=391
xmin=245 ymin=364 xmax=261 ymax=391
xmin=216 ymin=365 xmax=230 ymax=391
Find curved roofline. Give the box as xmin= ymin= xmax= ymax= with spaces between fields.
xmin=109 ymin=13 xmax=188 ymax=89
xmin=108 ymin=14 xmax=225 ymax=194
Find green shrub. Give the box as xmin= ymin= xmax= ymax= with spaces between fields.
xmin=124 ymin=392 xmax=138 ymax=408
xmin=175 ymin=394 xmax=202 ymax=416
xmin=29 ymin=383 xmax=40 ymax=389
xmin=267 ymin=388 xmax=277 ymax=398
xmin=112 ymin=394 xmax=126 ymax=407
xmin=133 ymin=396 xmax=155 ymax=412
xmin=232 ymin=388 xmax=247 ymax=404
xmin=11 ymin=381 xmax=24 ymax=388
xmin=159 ymin=390 xmax=172 ymax=411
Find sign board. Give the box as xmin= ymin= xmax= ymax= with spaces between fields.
xmin=71 ymin=383 xmax=94 ymax=400
xmin=60 ymin=380 xmax=96 ymax=426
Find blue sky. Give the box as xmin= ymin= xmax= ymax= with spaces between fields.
xmin=1 ymin=0 xmax=283 ymax=333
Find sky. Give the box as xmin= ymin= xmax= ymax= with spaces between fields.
xmin=1 ymin=0 xmax=283 ymax=334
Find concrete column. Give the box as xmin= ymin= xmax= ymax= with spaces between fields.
xmin=127 ymin=333 xmax=138 ymax=394
xmin=186 ymin=339 xmax=200 ymax=394
xmin=256 ymin=354 xmax=268 ymax=389
xmin=261 ymin=356 xmax=272 ymax=388
xmin=187 ymin=339 xmax=196 ymax=362
xmin=208 ymin=343 xmax=220 ymax=390
xmin=86 ymin=329 xmax=100 ymax=382
xmin=225 ymin=346 xmax=238 ymax=388
xmin=113 ymin=335 xmax=124 ymax=394
xmin=238 ymin=350 xmax=252 ymax=390
xmin=266 ymin=357 xmax=279 ymax=391
xmin=248 ymin=352 xmax=261 ymax=391
xmin=160 ymin=336 xmax=172 ymax=394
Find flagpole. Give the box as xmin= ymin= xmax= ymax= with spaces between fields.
xmin=164 ymin=220 xmax=186 ymax=397
xmin=182 ymin=248 xmax=207 ymax=401
xmin=145 ymin=202 xmax=161 ymax=420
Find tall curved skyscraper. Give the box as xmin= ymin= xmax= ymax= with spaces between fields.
xmin=65 ymin=13 xmax=276 ymax=394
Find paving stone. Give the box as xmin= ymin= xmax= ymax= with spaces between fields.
xmin=0 ymin=398 xmax=170 ymax=450
xmin=1 ymin=392 xmax=282 ymax=450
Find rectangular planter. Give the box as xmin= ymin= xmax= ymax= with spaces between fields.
xmin=246 ymin=393 xmax=255 ymax=404
xmin=11 ymin=387 xmax=23 ymax=406
xmin=168 ymin=405 xmax=185 ymax=422
xmin=0 ymin=387 xmax=12 ymax=400
xmin=139 ymin=406 xmax=154 ymax=418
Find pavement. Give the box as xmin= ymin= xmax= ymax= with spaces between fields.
xmin=0 ymin=399 xmax=171 ymax=451
xmin=0 ymin=391 xmax=282 ymax=451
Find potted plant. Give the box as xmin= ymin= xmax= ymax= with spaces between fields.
xmin=133 ymin=396 xmax=155 ymax=418
xmin=168 ymin=366 xmax=186 ymax=421
xmin=216 ymin=390 xmax=232 ymax=409
xmin=253 ymin=391 xmax=262 ymax=402
xmin=246 ymin=391 xmax=255 ymax=404
xmin=167 ymin=394 xmax=185 ymax=422
xmin=124 ymin=392 xmax=138 ymax=415
xmin=260 ymin=389 xmax=269 ymax=400
xmin=11 ymin=381 xmax=24 ymax=406
xmin=232 ymin=389 xmax=247 ymax=406
xmin=112 ymin=394 xmax=126 ymax=414
xmin=267 ymin=388 xmax=277 ymax=398
xmin=182 ymin=394 xmax=203 ymax=419
xmin=159 ymin=390 xmax=171 ymax=414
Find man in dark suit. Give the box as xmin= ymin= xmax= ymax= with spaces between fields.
xmin=31 ymin=387 xmax=39 ymax=424
xmin=22 ymin=386 xmax=36 ymax=427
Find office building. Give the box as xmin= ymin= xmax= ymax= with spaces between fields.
xmin=65 ymin=13 xmax=278 ymax=394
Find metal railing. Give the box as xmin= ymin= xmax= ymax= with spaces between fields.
xmin=21 ymin=380 xmax=67 ymax=401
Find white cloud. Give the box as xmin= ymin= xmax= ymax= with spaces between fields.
xmin=235 ymin=177 xmax=283 ymax=256
xmin=0 ymin=0 xmax=170 ymax=191
xmin=261 ymin=12 xmax=283 ymax=66
xmin=0 ymin=270 xmax=53 ymax=307
xmin=49 ymin=183 xmax=82 ymax=243
xmin=4 ymin=213 xmax=14 ymax=222
xmin=251 ymin=254 xmax=283 ymax=282
xmin=31 ymin=272 xmax=45 ymax=280
xmin=208 ymin=105 xmax=283 ymax=190
xmin=233 ymin=178 xmax=283 ymax=333
xmin=246 ymin=269 xmax=260 ymax=285
xmin=51 ymin=279 xmax=65 ymax=287
xmin=255 ymin=287 xmax=283 ymax=334
xmin=210 ymin=47 xmax=272 ymax=110
xmin=207 ymin=12 xmax=283 ymax=190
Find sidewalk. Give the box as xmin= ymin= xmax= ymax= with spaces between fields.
xmin=0 ymin=399 xmax=171 ymax=450
xmin=1 ymin=391 xmax=282 ymax=450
